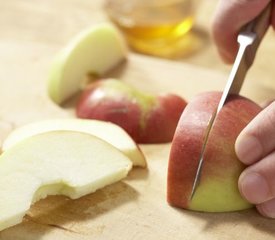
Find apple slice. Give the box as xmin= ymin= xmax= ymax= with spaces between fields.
xmin=0 ymin=131 xmax=132 ymax=231
xmin=2 ymin=119 xmax=146 ymax=167
xmin=48 ymin=23 xmax=127 ymax=104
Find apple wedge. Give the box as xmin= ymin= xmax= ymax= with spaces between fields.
xmin=76 ymin=79 xmax=187 ymax=143
xmin=48 ymin=23 xmax=127 ymax=104
xmin=0 ymin=131 xmax=132 ymax=231
xmin=167 ymin=92 xmax=262 ymax=212
xmin=2 ymin=119 xmax=146 ymax=167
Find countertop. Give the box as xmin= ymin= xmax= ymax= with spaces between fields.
xmin=0 ymin=1 xmax=275 ymax=239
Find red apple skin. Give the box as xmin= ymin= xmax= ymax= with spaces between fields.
xmin=76 ymin=80 xmax=187 ymax=143
xmin=167 ymin=91 xmax=262 ymax=211
xmin=140 ymin=94 xmax=187 ymax=143
xmin=77 ymin=91 xmax=142 ymax=142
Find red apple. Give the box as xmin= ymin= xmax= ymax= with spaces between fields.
xmin=167 ymin=91 xmax=262 ymax=212
xmin=76 ymin=79 xmax=187 ymax=143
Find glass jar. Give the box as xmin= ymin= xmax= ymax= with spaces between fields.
xmin=104 ymin=0 xmax=199 ymax=58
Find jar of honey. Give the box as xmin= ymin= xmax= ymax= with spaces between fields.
xmin=104 ymin=0 xmax=198 ymax=58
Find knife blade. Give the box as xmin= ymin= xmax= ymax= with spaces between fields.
xmin=190 ymin=2 xmax=272 ymax=200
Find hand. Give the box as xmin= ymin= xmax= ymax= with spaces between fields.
xmin=213 ymin=0 xmax=275 ymax=218
xmin=212 ymin=0 xmax=275 ymax=63
xmin=235 ymin=101 xmax=275 ymax=218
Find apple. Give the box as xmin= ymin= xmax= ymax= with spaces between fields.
xmin=2 ymin=119 xmax=146 ymax=167
xmin=76 ymin=79 xmax=187 ymax=143
xmin=167 ymin=91 xmax=262 ymax=212
xmin=0 ymin=131 xmax=132 ymax=231
xmin=48 ymin=23 xmax=127 ymax=104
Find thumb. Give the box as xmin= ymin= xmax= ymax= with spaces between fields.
xmin=212 ymin=0 xmax=271 ymax=63
xmin=235 ymin=101 xmax=275 ymax=165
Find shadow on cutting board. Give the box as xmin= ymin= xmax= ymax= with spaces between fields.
xmin=0 ymin=181 xmax=138 ymax=238
xmin=178 ymin=207 xmax=275 ymax=236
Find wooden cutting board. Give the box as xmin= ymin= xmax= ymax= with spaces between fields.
xmin=0 ymin=49 xmax=275 ymax=239
xmin=1 ymin=0 xmax=275 ymax=239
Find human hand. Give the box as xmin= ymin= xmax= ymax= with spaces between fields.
xmin=212 ymin=0 xmax=275 ymax=218
xmin=235 ymin=101 xmax=275 ymax=218
xmin=212 ymin=0 xmax=275 ymax=63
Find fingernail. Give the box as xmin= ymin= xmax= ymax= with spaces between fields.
xmin=239 ymin=172 xmax=270 ymax=204
xmin=257 ymin=200 xmax=275 ymax=218
xmin=235 ymin=135 xmax=262 ymax=164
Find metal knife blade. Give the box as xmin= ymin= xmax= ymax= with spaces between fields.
xmin=190 ymin=2 xmax=272 ymax=200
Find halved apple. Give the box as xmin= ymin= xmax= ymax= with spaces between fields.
xmin=48 ymin=23 xmax=127 ymax=104
xmin=0 ymin=131 xmax=132 ymax=231
xmin=2 ymin=119 xmax=146 ymax=167
xmin=167 ymin=92 xmax=261 ymax=212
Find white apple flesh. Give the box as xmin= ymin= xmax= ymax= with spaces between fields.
xmin=2 ymin=119 xmax=146 ymax=167
xmin=0 ymin=131 xmax=132 ymax=231
xmin=48 ymin=23 xmax=127 ymax=104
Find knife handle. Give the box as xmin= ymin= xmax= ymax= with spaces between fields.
xmin=220 ymin=2 xmax=272 ymax=101
xmin=241 ymin=2 xmax=272 ymax=40
xmin=238 ymin=2 xmax=272 ymax=68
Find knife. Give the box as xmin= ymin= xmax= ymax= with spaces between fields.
xmin=190 ymin=2 xmax=272 ymax=200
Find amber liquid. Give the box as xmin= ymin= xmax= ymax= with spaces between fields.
xmin=105 ymin=0 xmax=197 ymax=58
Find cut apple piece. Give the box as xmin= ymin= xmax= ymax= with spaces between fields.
xmin=2 ymin=119 xmax=146 ymax=167
xmin=0 ymin=131 xmax=132 ymax=231
xmin=76 ymin=79 xmax=187 ymax=143
xmin=167 ymin=92 xmax=262 ymax=212
xmin=48 ymin=23 xmax=127 ymax=104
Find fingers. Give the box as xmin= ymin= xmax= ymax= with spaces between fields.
xmin=212 ymin=0 xmax=270 ymax=63
xmin=238 ymin=151 xmax=275 ymax=218
xmin=236 ymin=102 xmax=275 ymax=218
xmin=235 ymin=101 xmax=275 ymax=165
xmin=257 ymin=198 xmax=275 ymax=218
xmin=239 ymin=152 xmax=275 ymax=204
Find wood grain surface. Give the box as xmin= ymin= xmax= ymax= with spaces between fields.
xmin=0 ymin=0 xmax=275 ymax=239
